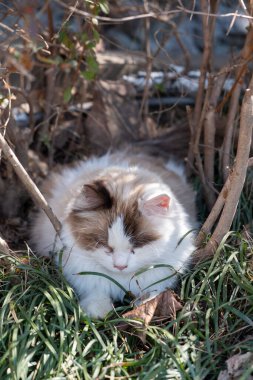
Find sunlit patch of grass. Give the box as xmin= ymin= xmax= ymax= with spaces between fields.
xmin=0 ymin=232 xmax=253 ymax=379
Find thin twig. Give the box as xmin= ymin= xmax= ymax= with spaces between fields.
xmin=2 ymin=78 xmax=12 ymax=129
xmin=221 ymin=25 xmax=253 ymax=181
xmin=138 ymin=0 xmax=152 ymax=134
xmin=221 ymin=84 xmax=241 ymax=180
xmin=192 ymin=0 xmax=212 ymax=129
xmin=187 ymin=0 xmax=219 ymax=177
xmin=193 ymin=82 xmax=214 ymax=210
xmin=177 ymin=6 xmax=253 ymax=21
xmin=0 ymin=235 xmax=10 ymax=254
xmin=0 ymin=132 xmax=62 ymax=234
xmin=155 ymin=17 xmax=191 ymax=72
xmin=226 ymin=10 xmax=238 ymax=35
xmin=170 ymin=21 xmax=191 ymax=72
xmin=53 ymin=0 xmax=79 ymax=39
xmin=6 ymin=55 xmax=35 ymax=81
xmin=0 ymin=77 xmax=11 ymax=161
xmin=36 ymin=66 xmax=57 ymax=151
xmin=203 ymin=106 xmax=216 ymax=205
xmin=195 ymin=175 xmax=231 ymax=247
xmin=203 ymin=71 xmax=227 ymax=206
xmin=53 ymin=0 xmax=253 ymax=23
xmin=195 ymin=74 xmax=253 ymax=260
xmin=9 ymin=86 xmax=35 ymax=131
xmin=239 ymin=0 xmax=253 ymax=26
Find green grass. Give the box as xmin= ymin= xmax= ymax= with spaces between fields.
xmin=1 ymin=233 xmax=253 ymax=380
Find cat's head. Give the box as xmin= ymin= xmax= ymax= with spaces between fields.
xmin=67 ymin=177 xmax=173 ymax=273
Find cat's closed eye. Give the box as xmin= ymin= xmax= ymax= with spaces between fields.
xmin=105 ymin=246 xmax=114 ymax=254
xmin=130 ymin=233 xmax=161 ymax=249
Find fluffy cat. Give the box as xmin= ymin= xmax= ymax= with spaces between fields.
xmin=31 ymin=152 xmax=197 ymax=318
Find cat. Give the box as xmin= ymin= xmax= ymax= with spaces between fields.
xmin=31 ymin=151 xmax=197 ymax=318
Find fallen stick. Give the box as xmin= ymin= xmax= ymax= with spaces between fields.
xmin=194 ymin=73 xmax=253 ymax=261
xmin=0 ymin=235 xmax=10 ymax=255
xmin=221 ymin=26 xmax=253 ymax=181
xmin=0 ymin=132 xmax=61 ymax=235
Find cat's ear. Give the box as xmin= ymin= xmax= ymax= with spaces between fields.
xmin=73 ymin=180 xmax=112 ymax=212
xmin=139 ymin=194 xmax=170 ymax=217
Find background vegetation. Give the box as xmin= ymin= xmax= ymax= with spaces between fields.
xmin=0 ymin=1 xmax=252 ymax=379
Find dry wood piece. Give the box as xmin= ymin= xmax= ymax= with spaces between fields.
xmin=195 ymin=74 xmax=253 ymax=260
xmin=203 ymin=71 xmax=227 ymax=208
xmin=221 ymin=25 xmax=253 ymax=181
xmin=195 ymin=175 xmax=231 ymax=248
xmin=0 ymin=131 xmax=61 ymax=235
xmin=0 ymin=235 xmax=10 ymax=255
xmin=217 ymin=352 xmax=253 ymax=380
xmin=118 ymin=289 xmax=182 ymax=342
xmin=187 ymin=0 xmax=219 ymax=176
xmin=138 ymin=0 xmax=153 ymax=131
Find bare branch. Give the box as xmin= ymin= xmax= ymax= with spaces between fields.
xmin=138 ymin=0 xmax=152 ymax=133
xmin=177 ymin=6 xmax=253 ymax=22
xmin=0 ymin=235 xmax=10 ymax=254
xmin=36 ymin=66 xmax=57 ymax=152
xmin=221 ymin=85 xmax=241 ymax=180
xmin=203 ymin=107 xmax=216 ymax=205
xmin=187 ymin=0 xmax=219 ymax=179
xmin=239 ymin=0 xmax=253 ymax=26
xmin=0 ymin=132 xmax=62 ymax=235
xmin=53 ymin=0 xmax=253 ymax=23
xmin=221 ymin=26 xmax=253 ymax=181
xmin=203 ymin=71 xmax=227 ymax=207
xmin=193 ymin=0 xmax=213 ymax=128
xmin=195 ymin=74 xmax=253 ymax=260
xmin=195 ymin=175 xmax=231 ymax=247
xmin=53 ymin=0 xmax=79 ymax=39
xmin=192 ymin=83 xmax=215 ymax=210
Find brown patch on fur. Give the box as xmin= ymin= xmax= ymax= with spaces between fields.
xmin=67 ymin=188 xmax=160 ymax=251
xmin=68 ymin=210 xmax=109 ymax=251
xmin=109 ymin=152 xmax=196 ymax=220
xmin=73 ymin=180 xmax=113 ymax=212
xmin=121 ymin=201 xmax=160 ymax=248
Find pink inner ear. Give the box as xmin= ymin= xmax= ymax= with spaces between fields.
xmin=141 ymin=194 xmax=170 ymax=216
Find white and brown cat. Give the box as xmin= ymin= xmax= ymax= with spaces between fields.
xmin=31 ymin=152 xmax=197 ymax=318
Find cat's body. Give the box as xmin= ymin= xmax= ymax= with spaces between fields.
xmin=31 ymin=152 xmax=197 ymax=318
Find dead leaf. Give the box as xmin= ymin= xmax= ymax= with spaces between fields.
xmin=0 ymin=236 xmax=10 ymax=255
xmin=217 ymin=352 xmax=253 ymax=380
xmin=118 ymin=289 xmax=182 ymax=343
xmin=20 ymin=51 xmax=34 ymax=71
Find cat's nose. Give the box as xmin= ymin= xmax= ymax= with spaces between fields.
xmin=114 ymin=264 xmax=128 ymax=271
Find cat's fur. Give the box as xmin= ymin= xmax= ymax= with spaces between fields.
xmin=31 ymin=152 xmax=197 ymax=318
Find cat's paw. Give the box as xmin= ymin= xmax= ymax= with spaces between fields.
xmin=80 ymin=296 xmax=113 ymax=319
